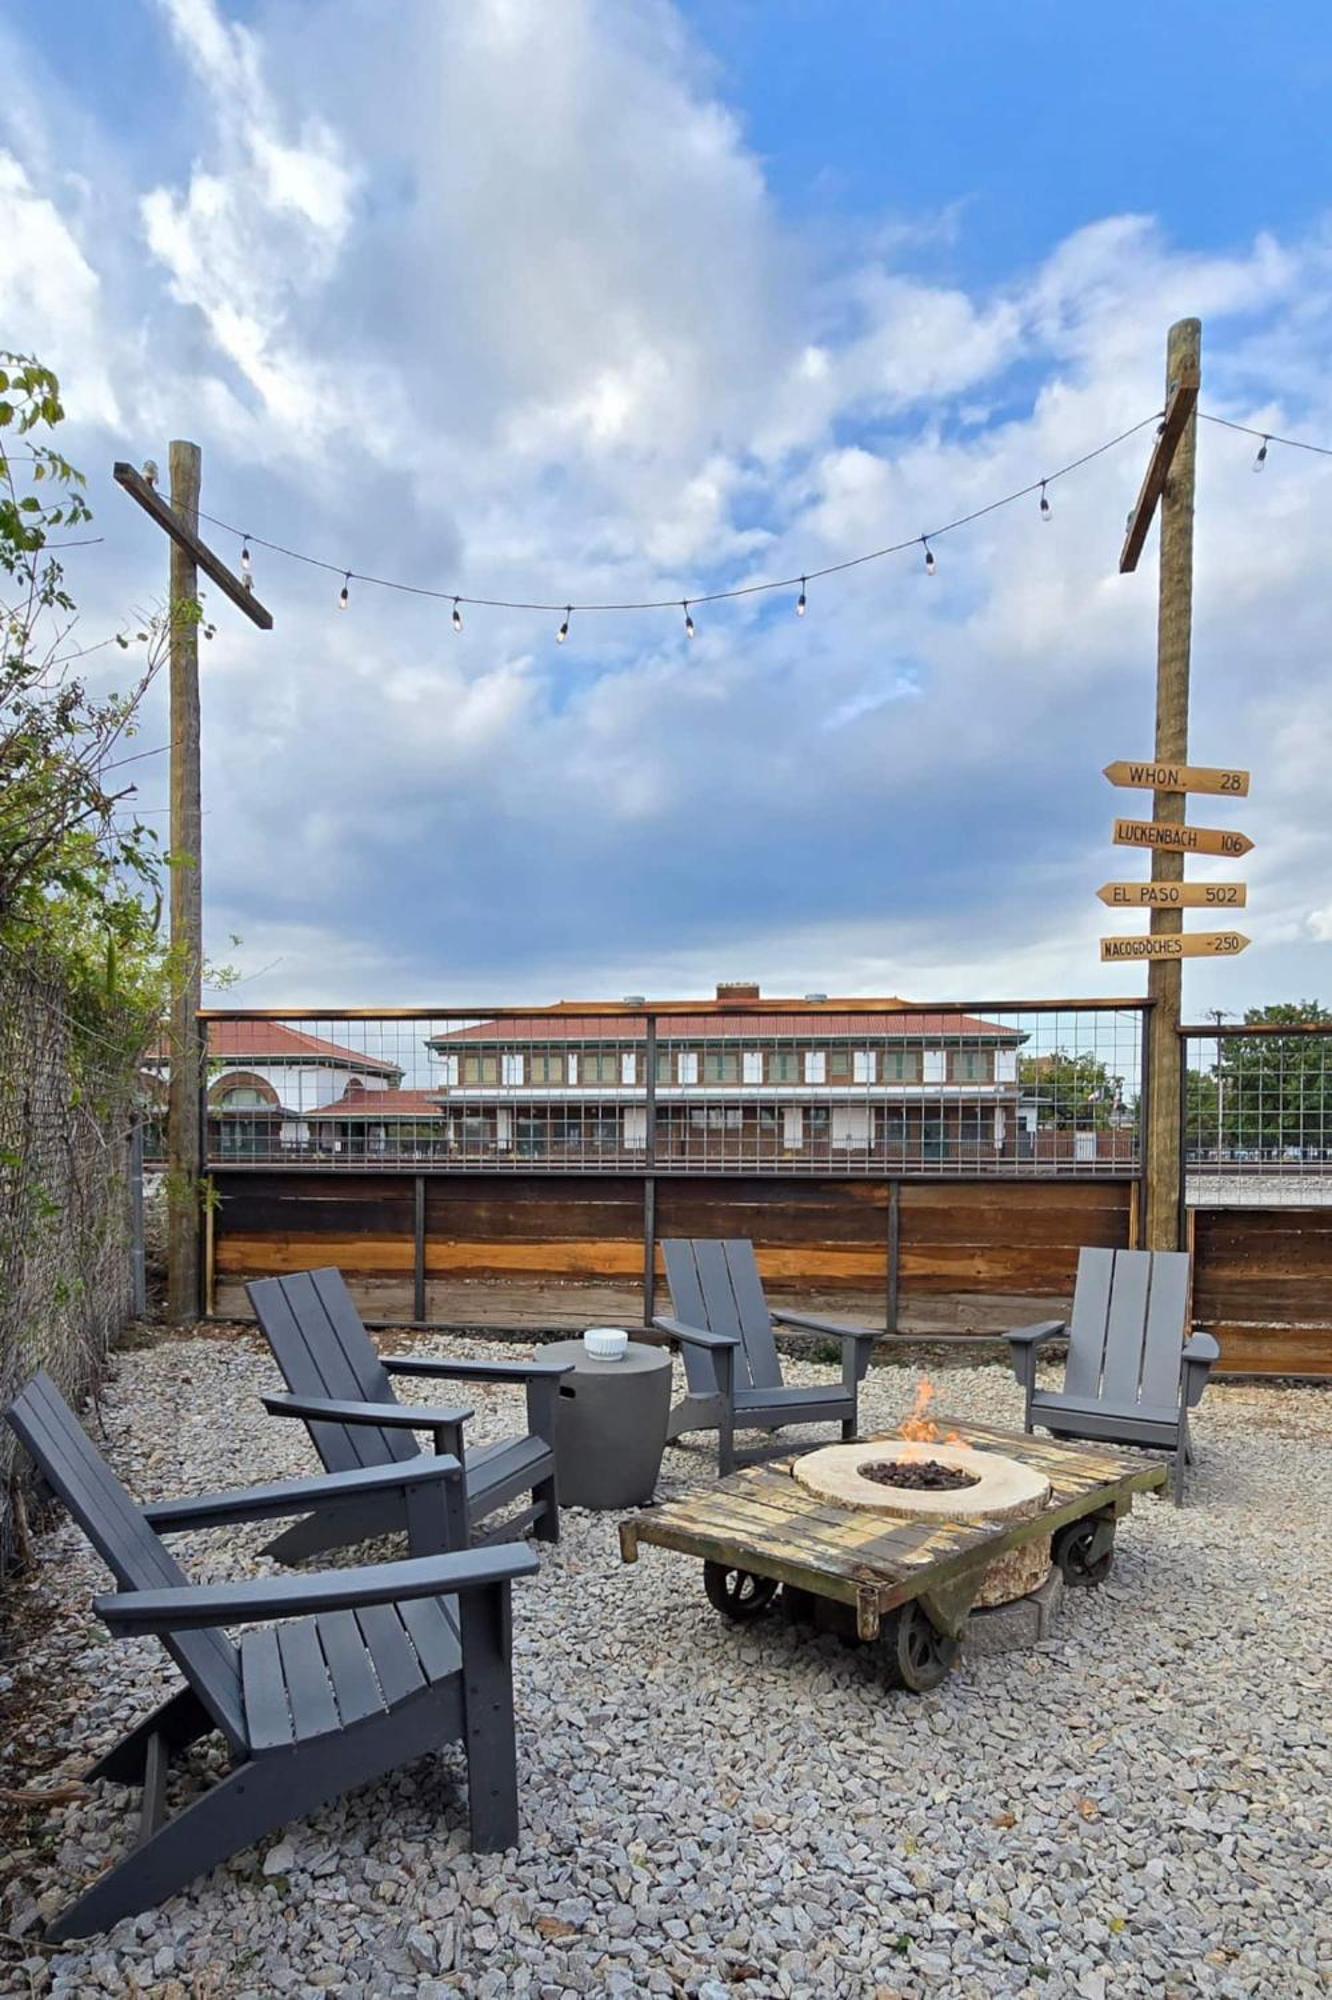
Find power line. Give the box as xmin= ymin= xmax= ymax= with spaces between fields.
xmin=192 ymin=411 xmax=1164 ymax=621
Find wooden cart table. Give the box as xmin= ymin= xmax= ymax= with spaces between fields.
xmin=619 ymin=1419 xmax=1167 ymax=1690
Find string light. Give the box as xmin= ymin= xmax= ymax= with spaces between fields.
xmin=240 ymin=537 xmax=253 ymax=586
xmin=683 ymin=600 xmax=695 ymax=640
xmin=192 ymin=410 xmax=1169 ymax=637
xmin=1039 ymin=481 xmax=1051 ymax=521
xmin=1253 ymin=436 xmax=1269 ymax=471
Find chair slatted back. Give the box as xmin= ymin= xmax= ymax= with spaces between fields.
xmin=1065 ymin=1248 xmax=1192 ymax=1411
xmin=6 ymin=1374 xmax=247 ymax=1752
xmin=248 ymin=1269 xmax=416 ymax=1475
xmin=661 ymin=1240 xmax=784 ymax=1392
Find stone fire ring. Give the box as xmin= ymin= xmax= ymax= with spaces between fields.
xmin=793 ymin=1440 xmax=1051 ymax=1524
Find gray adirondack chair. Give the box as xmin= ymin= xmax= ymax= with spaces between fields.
xmin=5 ymin=1372 xmax=538 ymax=1942
xmin=248 ymin=1268 xmax=569 ymax=1561
xmin=1006 ymin=1247 xmax=1220 ymax=1503
xmin=654 ymin=1238 xmax=878 ymax=1477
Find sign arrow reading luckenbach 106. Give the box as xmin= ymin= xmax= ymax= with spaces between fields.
xmin=1112 ymin=818 xmax=1254 ymax=858
xmin=1103 ymin=759 xmax=1250 ymax=797
xmin=1100 ymin=931 xmax=1251 ymax=962
xmin=1098 ymin=881 xmax=1248 ymax=909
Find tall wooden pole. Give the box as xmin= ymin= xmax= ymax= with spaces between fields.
xmin=1144 ymin=319 xmax=1201 ymax=1250
xmin=167 ymin=440 xmax=203 ymax=1322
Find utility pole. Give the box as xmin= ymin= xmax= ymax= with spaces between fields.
xmin=115 ymin=451 xmax=272 ymax=1320
xmin=1119 ymin=317 xmax=1202 ymax=1250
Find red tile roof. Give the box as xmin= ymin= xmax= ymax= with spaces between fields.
xmin=316 ymin=1087 xmax=443 ymax=1120
xmin=148 ymin=1021 xmax=401 ymax=1074
xmin=429 ymin=1008 xmax=1023 ymax=1044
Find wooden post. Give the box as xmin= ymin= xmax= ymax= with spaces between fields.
xmin=166 ymin=441 xmax=203 ymax=1322
xmin=1144 ymin=320 xmax=1201 ymax=1250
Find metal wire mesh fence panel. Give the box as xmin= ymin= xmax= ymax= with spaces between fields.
xmin=0 ymin=954 xmax=141 ymax=1574
xmin=1184 ymin=1026 xmax=1332 ymax=1206
xmin=173 ymin=1001 xmax=1148 ymax=1178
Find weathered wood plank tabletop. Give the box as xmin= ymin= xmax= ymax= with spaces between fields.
xmin=620 ymin=1421 xmax=1167 ymax=1641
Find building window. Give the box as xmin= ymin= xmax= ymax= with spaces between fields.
xmin=463 ymin=1054 xmax=499 ymax=1085
xmin=770 ymin=1050 xmax=798 ymax=1084
xmin=852 ymin=1050 xmax=877 ymax=1084
xmin=922 ymin=1049 xmax=947 ymax=1084
xmin=804 ymin=1050 xmax=827 ymax=1084
xmin=704 ymin=1050 xmax=741 ymax=1084
xmin=531 ymin=1052 xmax=564 ymax=1084
xmin=883 ymin=1049 xmax=920 ymax=1082
xmin=501 ymin=1053 xmax=525 ymax=1086
xmin=566 ymin=1052 xmax=579 ymax=1086
xmin=677 ymin=1051 xmax=699 ymax=1085
xmin=742 ymin=1050 xmax=763 ymax=1085
xmin=953 ymin=1050 xmax=986 ymax=1083
xmin=437 ymin=1054 xmax=460 ymax=1086
xmin=621 ymin=1052 xmax=637 ymax=1086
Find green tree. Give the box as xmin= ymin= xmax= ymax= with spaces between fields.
xmin=1214 ymin=1001 xmax=1332 ymax=1154
xmin=1019 ymin=1049 xmax=1125 ymax=1129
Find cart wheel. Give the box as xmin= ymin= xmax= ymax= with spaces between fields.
xmin=1053 ymin=1517 xmax=1115 ymax=1587
xmin=703 ymin=1562 xmax=779 ymax=1621
xmin=882 ymin=1601 xmax=959 ymax=1692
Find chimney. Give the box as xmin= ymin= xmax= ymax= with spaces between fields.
xmin=716 ymin=981 xmax=761 ymax=1002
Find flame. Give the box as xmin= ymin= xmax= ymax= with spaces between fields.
xmin=899 ymin=1376 xmax=962 ymax=1446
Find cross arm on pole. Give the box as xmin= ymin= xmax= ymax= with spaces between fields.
xmin=1118 ymin=367 xmax=1201 ymax=574
xmin=113 ymin=462 xmax=274 ymax=629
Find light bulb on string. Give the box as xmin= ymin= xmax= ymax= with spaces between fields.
xmin=557 ymin=605 xmax=572 ymax=644
xmin=922 ymin=537 xmax=936 ymax=576
xmin=1253 ymin=436 xmax=1269 ymax=471
xmin=240 ymin=537 xmax=253 ymax=584
xmin=338 ymin=573 xmax=350 ymax=612
xmin=796 ymin=577 xmax=807 ymax=617
xmin=451 ymin=598 xmax=464 ymax=633
xmin=683 ymin=601 xmax=695 ymax=640
xmin=1039 ymin=482 xmax=1051 ymax=521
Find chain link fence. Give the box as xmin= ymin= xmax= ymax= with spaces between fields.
xmin=0 ymin=952 xmax=143 ymax=1574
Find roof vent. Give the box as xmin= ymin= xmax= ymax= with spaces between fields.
xmin=716 ymin=982 xmax=760 ymax=1001
xmin=623 ymin=994 xmax=647 ymax=1006
xmin=804 ymin=992 xmax=829 ymax=1003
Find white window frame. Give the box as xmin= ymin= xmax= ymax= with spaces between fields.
xmin=742 ymin=1050 xmax=763 ymax=1085
xmin=621 ymin=1052 xmax=637 ymax=1086
xmin=437 ymin=1054 xmax=460 ymax=1086
xmin=501 ymin=1053 xmax=525 ymax=1087
xmin=566 ymin=1052 xmax=579 ymax=1087
xmin=852 ymin=1049 xmax=876 ymax=1084
xmin=922 ymin=1049 xmax=947 ymax=1084
xmin=804 ymin=1050 xmax=827 ymax=1084
xmin=677 ymin=1051 xmax=700 ymax=1086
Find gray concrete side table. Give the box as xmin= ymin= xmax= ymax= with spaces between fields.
xmin=544 ymin=1338 xmax=673 ymax=1509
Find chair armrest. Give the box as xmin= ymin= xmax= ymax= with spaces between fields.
xmin=143 ymin=1453 xmax=463 ymax=1534
xmin=96 ymin=1544 xmax=541 ymax=1636
xmin=1182 ymin=1332 xmax=1220 ymax=1367
xmin=1005 ymin=1320 xmax=1067 ymax=1347
xmin=770 ymin=1310 xmax=878 ymax=1345
xmin=384 ymin=1355 xmax=573 ymax=1384
xmin=652 ymin=1315 xmax=739 ymax=1351
xmin=261 ymin=1391 xmax=474 ymax=1432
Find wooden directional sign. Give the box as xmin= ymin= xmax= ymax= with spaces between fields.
xmin=1098 ymin=881 xmax=1247 ymax=910
xmin=1112 ymin=818 xmax=1253 ymax=859
xmin=1104 ymin=759 xmax=1249 ymax=798
xmin=1100 ymin=931 xmax=1250 ymax=963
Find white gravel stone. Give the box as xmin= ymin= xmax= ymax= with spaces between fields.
xmin=1 ymin=1328 xmax=1329 ymax=1999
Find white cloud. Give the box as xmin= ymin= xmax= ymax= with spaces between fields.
xmin=1 ymin=0 xmax=1329 ymax=1013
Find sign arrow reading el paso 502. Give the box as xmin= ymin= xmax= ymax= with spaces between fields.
xmin=1112 ymin=818 xmax=1253 ymax=858
xmin=1098 ymin=881 xmax=1247 ymax=909
xmin=1100 ymin=931 xmax=1250 ymax=962
xmin=1104 ymin=759 xmax=1250 ymax=797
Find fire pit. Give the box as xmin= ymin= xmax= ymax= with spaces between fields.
xmin=793 ymin=1438 xmax=1054 ymax=1605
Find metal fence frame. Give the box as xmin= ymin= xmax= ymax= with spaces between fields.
xmin=1181 ymin=1020 xmax=1332 ymax=1208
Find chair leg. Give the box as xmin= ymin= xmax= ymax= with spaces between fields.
xmin=533 ymin=1472 xmax=560 ymax=1544
xmin=1172 ymin=1433 xmax=1188 ymax=1506
xmin=459 ymin=1583 xmax=519 ymax=1853
xmin=86 ymin=1686 xmax=213 ymax=1785
xmin=717 ymin=1405 xmax=736 ymax=1480
xmin=841 ymin=1417 xmax=857 ymax=1442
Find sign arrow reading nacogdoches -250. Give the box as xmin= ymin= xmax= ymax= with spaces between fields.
xmin=1100 ymin=932 xmax=1250 ymax=962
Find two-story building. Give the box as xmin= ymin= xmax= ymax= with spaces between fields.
xmin=143 ymin=1021 xmax=403 ymax=1159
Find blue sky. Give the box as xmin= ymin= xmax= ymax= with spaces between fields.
xmin=3 ymin=0 xmax=1330 ymax=1009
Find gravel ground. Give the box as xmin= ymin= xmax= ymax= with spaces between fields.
xmin=2 ymin=1330 xmax=1329 ymax=2000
